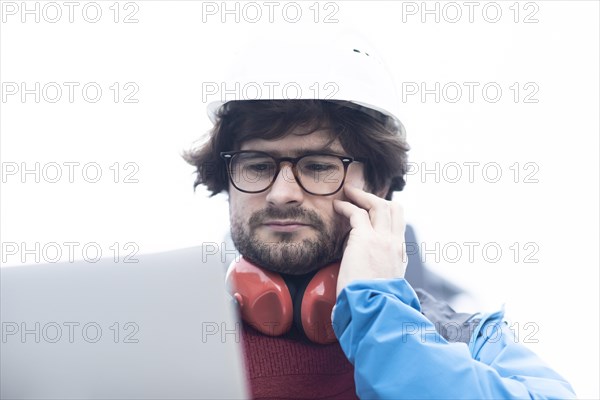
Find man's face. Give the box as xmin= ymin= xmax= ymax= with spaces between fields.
xmin=229 ymin=128 xmax=366 ymax=275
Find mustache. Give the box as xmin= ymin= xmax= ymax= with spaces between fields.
xmin=249 ymin=207 xmax=326 ymax=231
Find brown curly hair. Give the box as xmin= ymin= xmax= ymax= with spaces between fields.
xmin=183 ymin=100 xmax=410 ymax=200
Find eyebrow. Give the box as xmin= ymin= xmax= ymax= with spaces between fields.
xmin=244 ymin=144 xmax=344 ymax=157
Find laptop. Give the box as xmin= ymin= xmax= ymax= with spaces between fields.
xmin=0 ymin=247 xmax=249 ymax=399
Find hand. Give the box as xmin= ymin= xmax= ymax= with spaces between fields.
xmin=332 ymin=185 xmax=407 ymax=297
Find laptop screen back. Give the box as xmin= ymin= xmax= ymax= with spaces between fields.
xmin=1 ymin=247 xmax=248 ymax=399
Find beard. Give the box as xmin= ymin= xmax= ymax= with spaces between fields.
xmin=230 ymin=206 xmax=348 ymax=275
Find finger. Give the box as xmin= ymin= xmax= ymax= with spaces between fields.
xmin=343 ymin=185 xmax=391 ymax=232
xmin=390 ymin=201 xmax=406 ymax=237
xmin=332 ymin=199 xmax=374 ymax=232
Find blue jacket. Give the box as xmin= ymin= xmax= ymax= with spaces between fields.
xmin=332 ymin=279 xmax=576 ymax=399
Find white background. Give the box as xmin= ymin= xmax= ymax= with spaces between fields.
xmin=1 ymin=1 xmax=598 ymax=398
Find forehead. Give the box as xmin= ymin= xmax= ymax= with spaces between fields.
xmin=239 ymin=129 xmax=344 ymax=156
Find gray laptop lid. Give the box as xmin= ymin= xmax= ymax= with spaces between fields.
xmin=1 ymin=247 xmax=248 ymax=399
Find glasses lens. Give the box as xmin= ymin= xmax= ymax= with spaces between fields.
xmin=229 ymin=152 xmax=277 ymax=192
xmin=297 ymin=155 xmax=345 ymax=195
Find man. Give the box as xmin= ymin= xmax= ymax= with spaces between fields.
xmin=185 ymin=36 xmax=576 ymax=399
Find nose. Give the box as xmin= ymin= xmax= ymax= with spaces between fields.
xmin=265 ymin=163 xmax=304 ymax=206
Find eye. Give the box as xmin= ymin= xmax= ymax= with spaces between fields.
xmin=246 ymin=162 xmax=273 ymax=172
xmin=304 ymin=163 xmax=337 ymax=172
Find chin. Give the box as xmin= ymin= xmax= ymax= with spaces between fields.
xmin=253 ymin=241 xmax=323 ymax=275
xmin=260 ymin=229 xmax=314 ymax=243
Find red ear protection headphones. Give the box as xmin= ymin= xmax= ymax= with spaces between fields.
xmin=226 ymin=256 xmax=340 ymax=344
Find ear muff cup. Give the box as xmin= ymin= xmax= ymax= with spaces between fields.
xmin=300 ymin=263 xmax=339 ymax=344
xmin=226 ymin=257 xmax=340 ymax=344
xmin=226 ymin=257 xmax=293 ymax=337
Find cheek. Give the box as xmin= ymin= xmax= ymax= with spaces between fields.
xmin=314 ymin=197 xmax=347 ymax=232
xmin=229 ymin=191 xmax=256 ymax=223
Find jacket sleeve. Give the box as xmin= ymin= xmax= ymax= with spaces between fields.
xmin=332 ymin=278 xmax=576 ymax=399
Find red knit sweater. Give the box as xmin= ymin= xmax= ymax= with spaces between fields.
xmin=241 ymin=323 xmax=358 ymax=399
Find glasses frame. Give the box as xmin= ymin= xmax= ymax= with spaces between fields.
xmin=220 ymin=150 xmax=365 ymax=196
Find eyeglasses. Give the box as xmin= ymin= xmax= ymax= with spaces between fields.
xmin=220 ymin=151 xmax=365 ymax=196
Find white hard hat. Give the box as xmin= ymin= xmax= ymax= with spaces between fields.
xmin=206 ymin=31 xmax=405 ymax=135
